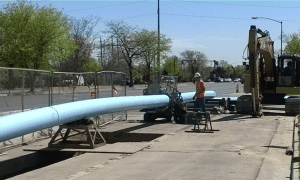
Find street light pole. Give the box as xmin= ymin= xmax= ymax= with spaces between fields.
xmin=252 ymin=17 xmax=282 ymax=56
xmin=157 ymin=0 xmax=160 ymax=82
xmin=280 ymin=21 xmax=282 ymax=56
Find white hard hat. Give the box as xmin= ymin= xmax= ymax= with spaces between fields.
xmin=194 ymin=72 xmax=201 ymax=78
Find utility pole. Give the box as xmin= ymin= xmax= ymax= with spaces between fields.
xmin=100 ymin=38 xmax=103 ymax=63
xmin=104 ymin=39 xmax=106 ymax=62
xmin=117 ymin=37 xmax=119 ymax=63
xmin=111 ymin=35 xmax=114 ymax=63
xmin=174 ymin=57 xmax=176 ymax=75
xmin=97 ymin=38 xmax=103 ymax=66
xmin=157 ymin=0 xmax=160 ymax=82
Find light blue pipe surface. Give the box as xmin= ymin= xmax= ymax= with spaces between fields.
xmin=0 ymin=91 xmax=215 ymax=142
xmin=209 ymin=97 xmax=238 ymax=101
xmin=181 ymin=91 xmax=216 ymax=102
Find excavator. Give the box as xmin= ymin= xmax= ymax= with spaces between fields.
xmin=237 ymin=25 xmax=300 ymax=117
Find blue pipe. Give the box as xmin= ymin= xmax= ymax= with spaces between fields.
xmin=181 ymin=91 xmax=216 ymax=102
xmin=0 ymin=91 xmax=216 ymax=142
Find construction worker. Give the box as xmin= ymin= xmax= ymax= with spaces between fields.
xmin=285 ymin=61 xmax=293 ymax=76
xmin=193 ymin=72 xmax=206 ymax=112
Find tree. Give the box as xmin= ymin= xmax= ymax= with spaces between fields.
xmin=84 ymin=58 xmax=102 ymax=72
xmin=163 ymin=56 xmax=182 ymax=77
xmin=54 ymin=15 xmax=101 ymax=72
xmin=0 ymin=0 xmax=76 ymax=69
xmin=234 ymin=65 xmax=245 ymax=78
xmin=224 ymin=65 xmax=233 ymax=78
xmin=180 ymin=50 xmax=208 ymax=81
xmin=218 ymin=60 xmax=229 ymax=68
xmin=284 ymin=32 xmax=300 ymax=56
xmin=137 ymin=29 xmax=171 ymax=83
xmin=0 ymin=0 xmax=77 ymax=91
xmin=210 ymin=67 xmax=227 ymax=79
xmin=217 ymin=60 xmax=233 ymax=77
xmin=104 ymin=20 xmax=144 ymax=87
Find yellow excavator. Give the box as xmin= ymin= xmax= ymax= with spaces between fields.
xmin=237 ymin=25 xmax=300 ymax=117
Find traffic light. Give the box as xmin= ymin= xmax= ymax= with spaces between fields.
xmin=214 ymin=60 xmax=218 ymax=66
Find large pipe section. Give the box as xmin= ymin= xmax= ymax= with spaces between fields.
xmin=0 ymin=91 xmax=215 ymax=142
xmin=181 ymin=91 xmax=216 ymax=102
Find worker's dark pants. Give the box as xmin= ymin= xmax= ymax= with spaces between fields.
xmin=195 ymin=98 xmax=206 ymax=112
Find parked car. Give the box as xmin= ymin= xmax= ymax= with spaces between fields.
xmin=62 ymin=80 xmax=74 ymax=86
xmin=126 ymin=77 xmax=135 ymax=86
xmin=214 ymin=77 xmax=223 ymax=82
xmin=204 ymin=78 xmax=211 ymax=82
xmin=240 ymin=78 xmax=244 ymax=84
xmin=233 ymin=78 xmax=241 ymax=82
xmin=122 ymin=77 xmax=135 ymax=86
xmin=224 ymin=78 xmax=232 ymax=82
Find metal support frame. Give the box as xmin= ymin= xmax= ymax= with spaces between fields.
xmin=185 ymin=111 xmax=216 ymax=133
xmin=48 ymin=124 xmax=106 ymax=149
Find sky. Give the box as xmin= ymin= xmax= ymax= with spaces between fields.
xmin=1 ymin=0 xmax=300 ymax=67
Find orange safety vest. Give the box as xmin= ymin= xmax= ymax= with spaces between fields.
xmin=196 ymin=81 xmax=205 ymax=98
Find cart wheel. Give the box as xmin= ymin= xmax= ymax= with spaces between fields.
xmin=166 ymin=116 xmax=172 ymax=122
xmin=144 ymin=113 xmax=155 ymax=122
xmin=174 ymin=113 xmax=186 ymax=124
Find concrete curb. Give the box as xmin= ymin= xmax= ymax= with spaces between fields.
xmin=293 ymin=115 xmax=299 ymax=180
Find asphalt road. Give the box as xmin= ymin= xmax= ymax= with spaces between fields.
xmin=0 ymin=82 xmax=242 ymax=113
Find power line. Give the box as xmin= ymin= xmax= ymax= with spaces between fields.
xmin=161 ymin=13 xmax=251 ymax=21
xmin=56 ymin=1 xmax=300 ymax=23
xmin=185 ymin=1 xmax=300 ymax=9
xmin=66 ymin=1 xmax=143 ymax=12
xmin=109 ymin=13 xmax=157 ymax=21
xmin=161 ymin=13 xmax=300 ymax=22
xmin=64 ymin=0 xmax=300 ymax=13
xmin=38 ymin=0 xmax=300 ymax=23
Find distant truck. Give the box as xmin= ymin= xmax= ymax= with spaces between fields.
xmin=123 ymin=77 xmax=134 ymax=86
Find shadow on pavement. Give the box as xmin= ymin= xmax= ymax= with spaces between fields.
xmin=212 ymin=114 xmax=252 ymax=122
xmin=263 ymin=112 xmax=286 ymax=116
xmin=262 ymin=145 xmax=288 ymax=149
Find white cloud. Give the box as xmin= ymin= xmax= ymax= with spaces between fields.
xmin=202 ymin=36 xmax=242 ymax=41
xmin=170 ymin=38 xmax=207 ymax=56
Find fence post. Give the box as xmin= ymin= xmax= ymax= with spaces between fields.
xmin=0 ymin=69 xmax=2 ymax=94
xmin=72 ymin=74 xmax=75 ymax=102
xmin=111 ymin=72 xmax=114 ymax=120
xmin=95 ymin=71 xmax=98 ymax=99
xmin=48 ymin=73 xmax=51 ymax=106
xmin=124 ymin=74 xmax=127 ymax=120
xmin=124 ymin=75 xmax=127 ymax=96
xmin=21 ymin=73 xmax=25 ymax=143
xmin=21 ymin=74 xmax=25 ymax=112
xmin=48 ymin=72 xmax=53 ymax=137
xmin=50 ymin=73 xmax=53 ymax=106
xmin=72 ymin=87 xmax=75 ymax=102
xmin=111 ymin=73 xmax=114 ymax=97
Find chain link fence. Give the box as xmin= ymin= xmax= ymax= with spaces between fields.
xmin=0 ymin=67 xmax=127 ymax=148
xmin=97 ymin=71 xmax=127 ymax=123
xmin=0 ymin=67 xmax=51 ymax=114
xmin=51 ymin=72 xmax=94 ymax=105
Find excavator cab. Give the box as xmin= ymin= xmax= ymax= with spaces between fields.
xmin=277 ymin=55 xmax=300 ymax=88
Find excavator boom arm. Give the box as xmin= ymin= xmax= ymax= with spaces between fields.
xmin=247 ymin=25 xmax=275 ymax=117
